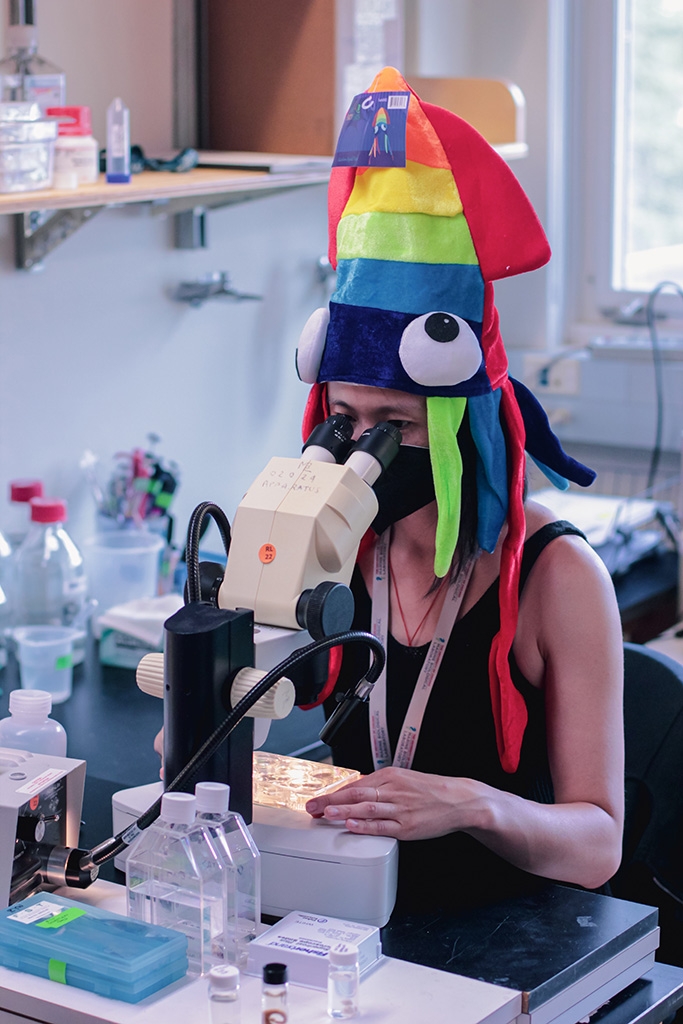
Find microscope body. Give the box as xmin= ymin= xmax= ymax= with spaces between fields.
xmin=218 ymin=455 xmax=379 ymax=630
xmin=161 ymin=421 xmax=399 ymax=825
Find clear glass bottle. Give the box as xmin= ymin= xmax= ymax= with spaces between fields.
xmin=13 ymin=497 xmax=87 ymax=639
xmin=0 ymin=528 xmax=11 ymax=666
xmin=126 ymin=791 xmax=227 ymax=976
xmin=5 ymin=479 xmax=43 ymax=549
xmin=327 ymin=942 xmax=360 ymax=1019
xmin=0 ymin=0 xmax=65 ymax=112
xmin=0 ymin=688 xmax=67 ymax=755
xmin=208 ymin=964 xmax=241 ymax=1024
xmin=261 ymin=963 xmax=288 ymax=1024
xmin=105 ymin=97 xmax=130 ymax=183
xmin=194 ymin=782 xmax=261 ymax=967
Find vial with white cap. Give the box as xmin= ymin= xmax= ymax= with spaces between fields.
xmin=327 ymin=942 xmax=360 ymax=1018
xmin=208 ymin=964 xmax=241 ymax=1024
xmin=0 ymin=688 xmax=67 ymax=755
xmin=126 ymin=790 xmax=228 ymax=976
xmin=194 ymin=781 xmax=261 ymax=966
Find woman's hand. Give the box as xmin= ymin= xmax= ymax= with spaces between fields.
xmin=153 ymin=726 xmax=164 ymax=781
xmin=306 ymin=766 xmax=485 ymax=841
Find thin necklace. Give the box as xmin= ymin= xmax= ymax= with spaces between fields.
xmin=388 ymin=547 xmax=445 ymax=647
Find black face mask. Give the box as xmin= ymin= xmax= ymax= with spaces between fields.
xmin=371 ymin=445 xmax=436 ymax=535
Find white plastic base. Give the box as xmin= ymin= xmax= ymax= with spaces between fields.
xmin=112 ymin=783 xmax=398 ymax=928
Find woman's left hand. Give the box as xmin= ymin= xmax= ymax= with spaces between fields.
xmin=305 ymin=766 xmax=482 ymax=841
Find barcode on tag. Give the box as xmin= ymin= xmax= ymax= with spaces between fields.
xmin=387 ymin=94 xmax=408 ymax=109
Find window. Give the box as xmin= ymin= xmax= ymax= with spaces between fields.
xmin=569 ymin=0 xmax=683 ymax=327
xmin=613 ymin=0 xmax=683 ymax=292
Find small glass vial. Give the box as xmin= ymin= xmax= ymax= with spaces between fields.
xmin=106 ymin=97 xmax=130 ymax=183
xmin=327 ymin=942 xmax=359 ymax=1019
xmin=262 ymin=962 xmax=288 ymax=1024
xmin=208 ymin=965 xmax=241 ymax=1024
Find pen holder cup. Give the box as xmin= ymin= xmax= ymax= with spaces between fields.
xmin=83 ymin=531 xmax=164 ymax=619
xmin=13 ymin=626 xmax=83 ymax=704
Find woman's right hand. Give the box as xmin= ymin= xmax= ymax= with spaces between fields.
xmin=153 ymin=726 xmax=164 ymax=780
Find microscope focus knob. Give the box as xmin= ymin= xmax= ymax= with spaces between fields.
xmin=136 ymin=653 xmax=165 ymax=699
xmin=230 ymin=668 xmax=295 ymax=719
xmin=296 ymin=581 xmax=354 ymax=640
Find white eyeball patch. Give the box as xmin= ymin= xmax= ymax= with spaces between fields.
xmin=295 ymin=307 xmax=329 ymax=383
xmin=398 ymin=312 xmax=482 ymax=387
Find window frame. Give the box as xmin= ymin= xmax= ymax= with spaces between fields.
xmin=563 ymin=0 xmax=683 ymax=337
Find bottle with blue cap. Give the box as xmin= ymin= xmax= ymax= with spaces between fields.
xmin=126 ymin=790 xmax=227 ymax=976
xmin=193 ymin=782 xmax=261 ymax=966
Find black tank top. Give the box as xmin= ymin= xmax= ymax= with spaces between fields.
xmin=324 ymin=520 xmax=585 ymax=915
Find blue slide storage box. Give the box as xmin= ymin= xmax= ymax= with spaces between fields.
xmin=0 ymin=892 xmax=188 ymax=1003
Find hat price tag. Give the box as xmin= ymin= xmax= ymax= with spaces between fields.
xmin=333 ymin=90 xmax=409 ymax=168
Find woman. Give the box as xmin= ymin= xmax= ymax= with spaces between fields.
xmin=304 ymin=381 xmax=624 ymax=914
xmin=298 ymin=66 xmax=624 ymax=914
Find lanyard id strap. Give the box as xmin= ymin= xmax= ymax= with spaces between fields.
xmin=369 ymin=530 xmax=477 ymax=771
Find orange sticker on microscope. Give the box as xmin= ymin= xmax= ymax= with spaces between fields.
xmin=259 ymin=543 xmax=276 ymax=564
xmin=30 ymin=795 xmax=40 ymax=811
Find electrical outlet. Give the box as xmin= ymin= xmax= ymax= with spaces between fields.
xmin=522 ymin=354 xmax=582 ymax=395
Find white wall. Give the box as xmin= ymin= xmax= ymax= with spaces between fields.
xmin=0 ymin=0 xmax=327 ymax=549
xmin=407 ymin=0 xmax=551 ymax=353
xmin=1 ymin=0 xmax=679 ymax=550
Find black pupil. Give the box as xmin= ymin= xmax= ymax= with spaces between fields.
xmin=425 ymin=313 xmax=460 ymax=343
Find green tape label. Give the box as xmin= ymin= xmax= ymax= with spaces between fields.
xmin=54 ymin=654 xmax=73 ymax=671
xmin=48 ymin=959 xmax=67 ymax=984
xmin=37 ymin=908 xmax=85 ymax=929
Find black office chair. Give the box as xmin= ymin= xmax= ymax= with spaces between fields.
xmin=609 ymin=642 xmax=683 ymax=967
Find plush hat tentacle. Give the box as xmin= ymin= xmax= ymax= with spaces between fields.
xmin=426 ymin=396 xmax=467 ymax=577
xmin=302 ymin=382 xmax=329 ymax=443
xmin=468 ymin=390 xmax=509 ymax=554
xmin=511 ymin=378 xmax=596 ymax=488
xmin=488 ymin=378 xmax=529 ymax=773
xmin=528 ymin=455 xmax=570 ymax=491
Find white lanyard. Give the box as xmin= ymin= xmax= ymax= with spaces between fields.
xmin=369 ymin=530 xmax=477 ymax=771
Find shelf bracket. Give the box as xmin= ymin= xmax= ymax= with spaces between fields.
xmin=13 ymin=206 xmax=103 ymax=270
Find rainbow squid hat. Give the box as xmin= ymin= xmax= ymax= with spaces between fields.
xmin=297 ymin=68 xmax=595 ymax=773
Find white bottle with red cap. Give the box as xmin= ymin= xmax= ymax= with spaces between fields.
xmin=13 ymin=497 xmax=87 ymax=638
xmin=5 ymin=479 xmax=43 ymax=549
xmin=46 ymin=105 xmax=98 ymax=189
xmin=1 ymin=481 xmax=43 ymax=655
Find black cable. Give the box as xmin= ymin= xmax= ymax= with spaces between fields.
xmin=184 ymin=502 xmax=232 ymax=602
xmin=645 ymin=281 xmax=683 ymax=493
xmin=84 ymin=630 xmax=385 ymax=868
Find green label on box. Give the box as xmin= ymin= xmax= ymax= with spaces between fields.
xmin=48 ymin=958 xmax=67 ymax=984
xmin=37 ymin=908 xmax=85 ymax=929
xmin=54 ymin=654 xmax=73 ymax=671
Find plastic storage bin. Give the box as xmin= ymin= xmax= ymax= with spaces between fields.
xmin=83 ymin=530 xmax=163 ymax=619
xmin=0 ymin=892 xmax=188 ymax=1003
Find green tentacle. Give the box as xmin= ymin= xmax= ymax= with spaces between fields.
xmin=426 ymin=395 xmax=467 ymax=577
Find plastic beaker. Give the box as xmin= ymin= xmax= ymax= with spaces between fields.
xmin=13 ymin=626 xmax=82 ymax=703
xmin=83 ymin=531 xmax=163 ymax=617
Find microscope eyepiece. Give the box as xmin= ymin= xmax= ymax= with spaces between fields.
xmin=343 ymin=421 xmax=402 ymax=487
xmin=350 ymin=421 xmax=402 ymax=471
xmin=302 ymin=414 xmax=354 ymax=463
